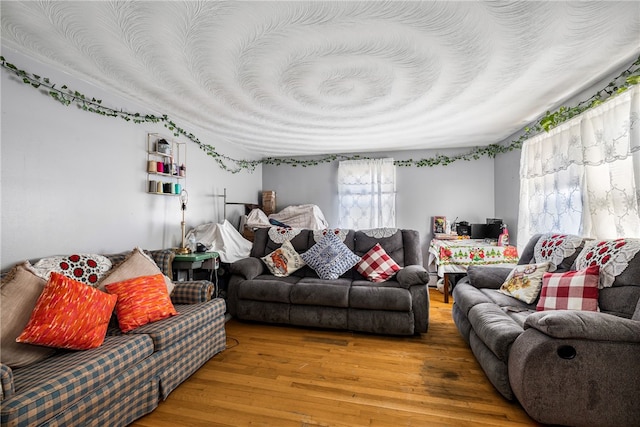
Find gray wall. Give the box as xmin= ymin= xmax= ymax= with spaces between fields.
xmin=264 ymin=55 xmax=637 ymax=263
xmin=3 ymin=49 xmax=634 ymax=271
xmin=1 ymin=50 xmax=262 ymax=270
xmin=263 ymin=149 xmax=496 ymax=264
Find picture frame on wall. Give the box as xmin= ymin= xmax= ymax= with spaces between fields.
xmin=432 ymin=216 xmax=446 ymax=234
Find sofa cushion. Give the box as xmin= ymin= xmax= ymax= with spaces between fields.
xmin=290 ymin=278 xmax=351 ymax=307
xmin=354 ymin=229 xmax=405 ymax=265
xmin=27 ymin=254 xmax=112 ymax=285
xmin=17 ymin=272 xmax=117 ymax=350
xmin=517 ymin=234 xmax=542 ymax=265
xmin=536 ymin=266 xmax=600 ymax=312
xmin=467 ymin=265 xmax=514 ymax=289
xmin=453 ymin=283 xmax=497 ymax=315
xmin=467 ymin=303 xmax=524 ymax=362
xmin=290 ymin=305 xmax=348 ymax=329
xmin=261 ymin=240 xmax=306 ymax=277
xmin=356 ymin=243 xmax=402 ymax=282
xmin=236 ymin=301 xmax=290 ymax=323
xmin=301 ymin=232 xmax=361 ymax=280
xmin=237 ymin=278 xmax=297 ymax=303
xmin=349 ymin=281 xmax=412 ymax=311
xmin=533 ymin=233 xmax=585 ymax=272
xmin=498 ymin=262 xmax=550 ymax=304
xmin=481 ymin=289 xmax=534 ymax=313
xmin=599 ymin=286 xmax=640 ymax=318
xmin=1 ymin=334 xmax=153 ymax=427
xmin=348 ymin=308 xmax=414 ymax=335
xmin=120 ymin=299 xmax=226 ymax=350
xmin=105 ymin=274 xmax=179 ymax=333
xmin=575 ymin=238 xmax=640 ymax=288
xmin=1 ymin=263 xmax=55 ymax=368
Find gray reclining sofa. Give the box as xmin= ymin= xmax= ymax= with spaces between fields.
xmin=452 ymin=233 xmax=640 ymax=426
xmin=228 ymin=227 xmax=430 ymax=335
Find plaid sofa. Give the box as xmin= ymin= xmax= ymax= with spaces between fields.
xmin=0 ymin=249 xmax=227 ymax=427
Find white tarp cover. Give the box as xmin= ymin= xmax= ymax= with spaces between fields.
xmin=245 ymin=204 xmax=329 ymax=230
xmin=185 ymin=220 xmax=252 ymax=263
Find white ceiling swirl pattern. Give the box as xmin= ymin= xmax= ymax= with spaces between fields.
xmin=2 ymin=1 xmax=639 ymax=156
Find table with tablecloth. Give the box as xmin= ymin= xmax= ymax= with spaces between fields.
xmin=428 ymin=238 xmax=519 ymax=302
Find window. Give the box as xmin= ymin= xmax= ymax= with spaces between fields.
xmin=518 ymin=85 xmax=640 ymax=253
xmin=338 ymin=158 xmax=396 ymax=229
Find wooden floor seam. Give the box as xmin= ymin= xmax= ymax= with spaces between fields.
xmin=130 ymin=289 xmax=540 ymax=427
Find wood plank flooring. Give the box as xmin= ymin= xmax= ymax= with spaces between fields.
xmin=130 ymin=289 xmax=539 ymax=426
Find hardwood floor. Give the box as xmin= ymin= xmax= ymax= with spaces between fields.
xmin=131 ymin=289 xmax=539 ymax=426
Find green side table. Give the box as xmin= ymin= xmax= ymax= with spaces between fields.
xmin=172 ymin=252 xmax=219 ymax=282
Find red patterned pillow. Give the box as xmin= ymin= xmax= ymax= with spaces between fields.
xmin=17 ymin=272 xmax=117 ymax=350
xmin=536 ymin=266 xmax=600 ymax=312
xmin=356 ymin=243 xmax=402 ymax=283
xmin=28 ymin=254 xmax=112 ymax=285
xmin=105 ymin=274 xmax=178 ymax=332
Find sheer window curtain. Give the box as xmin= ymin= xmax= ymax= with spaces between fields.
xmin=517 ymin=85 xmax=640 ymax=253
xmin=338 ymin=158 xmax=396 ymax=229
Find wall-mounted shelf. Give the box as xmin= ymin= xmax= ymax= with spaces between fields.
xmin=146 ymin=133 xmax=186 ymax=195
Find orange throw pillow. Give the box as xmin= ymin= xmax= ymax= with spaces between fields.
xmin=105 ymin=274 xmax=178 ymax=333
xmin=17 ymin=272 xmax=117 ymax=350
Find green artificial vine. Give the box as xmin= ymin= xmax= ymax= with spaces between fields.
xmin=2 ymin=55 xmax=639 ymax=172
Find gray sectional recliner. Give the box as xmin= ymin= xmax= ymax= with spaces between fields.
xmin=452 ymin=234 xmax=640 ymax=427
xmin=227 ymin=228 xmax=430 ymax=335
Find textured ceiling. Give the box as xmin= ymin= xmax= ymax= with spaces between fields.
xmin=2 ymin=1 xmax=639 ymax=157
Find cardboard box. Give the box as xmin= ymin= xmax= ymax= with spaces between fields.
xmin=261 ymin=190 xmax=276 ymax=215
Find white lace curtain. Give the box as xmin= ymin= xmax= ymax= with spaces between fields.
xmin=517 ymin=85 xmax=640 ymax=253
xmin=338 ymin=158 xmax=396 ymax=229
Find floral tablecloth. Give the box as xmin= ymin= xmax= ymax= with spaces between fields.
xmin=428 ymin=238 xmax=519 ymax=276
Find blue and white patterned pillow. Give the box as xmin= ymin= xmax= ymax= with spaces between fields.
xmin=301 ymin=232 xmax=361 ymax=280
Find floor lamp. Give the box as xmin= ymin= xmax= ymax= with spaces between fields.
xmin=175 ymin=189 xmax=191 ymax=254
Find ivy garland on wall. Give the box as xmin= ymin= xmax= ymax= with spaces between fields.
xmin=1 ymin=55 xmax=639 ymax=173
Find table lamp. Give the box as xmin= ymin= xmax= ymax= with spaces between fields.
xmin=176 ymin=189 xmax=191 ymax=254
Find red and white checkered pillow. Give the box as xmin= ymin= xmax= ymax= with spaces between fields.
xmin=356 ymin=243 xmax=401 ymax=283
xmin=536 ymin=265 xmax=600 ymax=312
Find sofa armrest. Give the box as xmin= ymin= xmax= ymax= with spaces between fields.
xmin=0 ymin=363 xmax=14 ymax=401
xmin=466 ymin=265 xmax=513 ymax=289
xmin=509 ymin=326 xmax=640 ymax=426
xmin=394 ymin=265 xmax=430 ymax=333
xmin=170 ymin=280 xmax=214 ymax=304
xmin=524 ymin=310 xmax=640 ymax=342
xmin=230 ymin=257 xmax=265 ymax=280
xmin=396 ymin=265 xmax=429 ymax=289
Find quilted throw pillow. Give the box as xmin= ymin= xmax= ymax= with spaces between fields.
xmin=498 ymin=262 xmax=550 ymax=304
xmin=17 ymin=272 xmax=118 ymax=350
xmin=301 ymin=232 xmax=361 ymax=280
xmin=28 ymin=253 xmax=112 ymax=285
xmin=262 ymin=240 xmax=306 ymax=277
xmin=105 ymin=274 xmax=178 ymax=333
xmin=575 ymin=238 xmax=640 ymax=288
xmin=536 ymin=265 xmax=600 ymax=312
xmin=534 ymin=233 xmax=584 ymax=272
xmin=356 ymin=243 xmax=402 ymax=283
